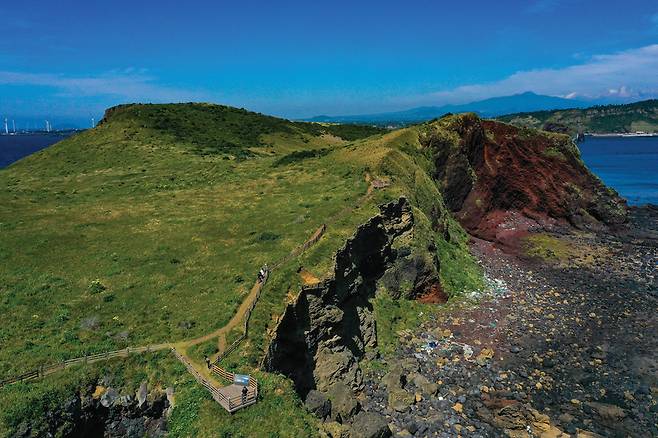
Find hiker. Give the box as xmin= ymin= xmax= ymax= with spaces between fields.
xmin=259 ymin=264 xmax=269 ymax=281
xmin=241 ymin=385 xmax=248 ymax=404
xmin=204 ymin=356 xmax=211 ymax=369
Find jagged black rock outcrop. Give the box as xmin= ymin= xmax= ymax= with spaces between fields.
xmin=12 ymin=381 xmax=171 ymax=438
xmin=264 ymin=198 xmax=414 ymax=397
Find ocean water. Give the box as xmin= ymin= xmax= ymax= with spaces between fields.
xmin=0 ymin=133 xmax=74 ymax=168
xmin=578 ymin=137 xmax=658 ymax=206
xmin=1 ymin=133 xmax=657 ymax=206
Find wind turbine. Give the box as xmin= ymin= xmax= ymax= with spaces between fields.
xmin=12 ymin=120 xmax=16 ymax=133
xmin=3 ymin=118 xmax=8 ymax=135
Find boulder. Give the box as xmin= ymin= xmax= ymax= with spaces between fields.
xmin=137 ymin=381 xmax=148 ymax=408
xmin=576 ymin=430 xmax=605 ymax=438
xmin=584 ymin=402 xmax=626 ymax=423
xmin=410 ymin=373 xmax=438 ymax=396
xmin=305 ymin=390 xmax=331 ymax=419
xmin=314 ymin=347 xmax=362 ymax=392
xmin=382 ymin=368 xmax=405 ymax=391
xmin=351 ymin=411 xmax=391 ymax=438
xmin=100 ymin=387 xmax=119 ymax=408
xmin=327 ymin=382 xmax=360 ymax=423
xmin=387 ymin=387 xmax=415 ymax=412
xmin=165 ymin=387 xmax=175 ymax=416
xmin=322 ymin=421 xmax=351 ymax=438
xmin=492 ymin=404 xmax=531 ymax=430
xmin=476 ymin=347 xmax=495 ymax=366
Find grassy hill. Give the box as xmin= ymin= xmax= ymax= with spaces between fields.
xmin=0 ymin=104 xmax=484 ymax=436
xmin=497 ymin=99 xmax=658 ymax=134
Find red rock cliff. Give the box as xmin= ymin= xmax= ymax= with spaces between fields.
xmin=421 ymin=114 xmax=627 ymax=245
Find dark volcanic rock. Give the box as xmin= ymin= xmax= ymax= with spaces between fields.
xmin=12 ymin=382 xmax=169 ymax=438
xmin=264 ymin=198 xmax=423 ymax=395
xmin=350 ymin=411 xmax=391 ymax=438
xmin=304 ymin=389 xmax=331 ymax=419
xmin=358 ymin=206 xmax=658 ymax=437
xmin=327 ymin=382 xmax=360 ymax=423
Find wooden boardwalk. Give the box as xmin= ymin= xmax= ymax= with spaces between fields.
xmin=172 ymin=348 xmax=257 ymax=413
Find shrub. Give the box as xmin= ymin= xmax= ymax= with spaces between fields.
xmin=88 ymin=279 xmax=106 ymax=294
xmin=257 ymin=232 xmax=280 ymax=241
xmin=273 ymin=148 xmax=331 ymax=167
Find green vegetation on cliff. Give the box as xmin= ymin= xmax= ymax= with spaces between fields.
xmin=497 ymin=99 xmax=658 ymax=134
xmin=0 ymin=103 xmax=483 ymax=436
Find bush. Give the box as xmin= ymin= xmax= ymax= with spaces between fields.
xmin=88 ymin=279 xmax=106 ymax=294
xmin=273 ymin=148 xmax=331 ymax=167
xmin=257 ymin=232 xmax=280 ymax=242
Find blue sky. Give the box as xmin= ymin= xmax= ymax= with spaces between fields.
xmin=1 ymin=0 xmax=658 ymax=125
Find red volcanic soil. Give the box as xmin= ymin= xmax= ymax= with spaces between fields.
xmin=416 ymin=282 xmax=449 ymax=304
xmin=424 ymin=115 xmax=627 ymax=246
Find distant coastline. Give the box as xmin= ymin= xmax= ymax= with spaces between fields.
xmin=585 ymin=132 xmax=658 ymax=138
xmin=0 ymin=129 xmax=85 ymax=137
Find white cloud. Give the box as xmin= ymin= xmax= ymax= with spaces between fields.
xmin=0 ymin=69 xmax=209 ymax=102
xmin=3 ymin=44 xmax=658 ymax=119
xmin=414 ymin=44 xmax=658 ymax=105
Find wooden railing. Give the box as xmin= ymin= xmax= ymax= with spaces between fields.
xmin=0 ymin=370 xmax=39 ymax=387
xmin=214 ymin=224 xmax=327 ymax=365
xmin=209 ymin=363 xmax=258 ymax=411
xmin=172 ymin=348 xmax=258 ymax=412
xmin=215 ymin=270 xmax=269 ymax=364
xmin=0 ymin=344 xmax=169 ymax=389
xmin=226 ymin=385 xmax=258 ymax=411
xmin=271 ymin=224 xmax=326 ymax=270
xmin=172 ymin=348 xmax=231 ymax=405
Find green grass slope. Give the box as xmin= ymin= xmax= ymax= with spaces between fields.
xmin=497 ymin=99 xmax=658 ymax=134
xmin=0 ymin=103 xmax=482 ymax=436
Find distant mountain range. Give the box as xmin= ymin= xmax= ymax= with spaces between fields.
xmin=306 ymin=92 xmax=592 ymax=124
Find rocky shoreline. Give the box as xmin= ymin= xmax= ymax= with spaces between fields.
xmin=310 ymin=206 xmax=656 ymax=438
xmin=270 ymin=116 xmax=652 ymax=437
